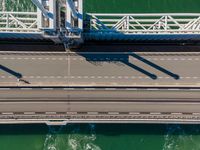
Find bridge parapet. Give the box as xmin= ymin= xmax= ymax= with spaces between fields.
xmin=0 ymin=11 xmax=40 ymax=33
xmin=0 ymin=0 xmax=83 ymax=45
xmin=87 ymin=13 xmax=200 ymax=34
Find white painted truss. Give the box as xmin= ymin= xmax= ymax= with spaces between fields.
xmin=0 ymin=12 xmax=39 ymax=33
xmin=87 ymin=13 xmax=200 ymax=34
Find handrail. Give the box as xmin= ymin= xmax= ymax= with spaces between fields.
xmin=0 ymin=11 xmax=39 ymax=33
xmin=0 ymin=11 xmax=37 ymax=15
xmin=87 ymin=13 xmax=200 ymax=34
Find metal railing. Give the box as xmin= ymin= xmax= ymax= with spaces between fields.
xmin=0 ymin=113 xmax=200 ymax=124
xmin=0 ymin=12 xmax=39 ymax=33
xmin=87 ymin=13 xmax=200 ymax=34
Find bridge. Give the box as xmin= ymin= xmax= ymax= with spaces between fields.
xmin=85 ymin=13 xmax=200 ymax=41
xmin=0 ymin=0 xmax=83 ymax=44
xmin=1 ymin=50 xmax=200 ymax=125
xmin=1 ymin=87 xmax=200 ymax=125
xmin=1 ymin=0 xmax=200 ymax=125
xmin=1 ymin=0 xmax=200 ymax=45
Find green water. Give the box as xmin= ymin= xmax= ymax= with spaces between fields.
xmin=1 ymin=0 xmax=200 ymax=13
xmin=1 ymin=124 xmax=200 ymax=150
xmin=84 ymin=0 xmax=200 ymax=13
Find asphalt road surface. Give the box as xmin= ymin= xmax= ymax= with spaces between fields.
xmin=0 ymin=88 xmax=200 ymax=113
xmin=1 ymin=51 xmax=200 ymax=87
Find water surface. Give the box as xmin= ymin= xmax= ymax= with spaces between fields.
xmin=1 ymin=124 xmax=200 ymax=150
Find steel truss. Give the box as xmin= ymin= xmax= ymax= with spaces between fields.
xmin=0 ymin=12 xmax=39 ymax=33
xmin=88 ymin=13 xmax=200 ymax=34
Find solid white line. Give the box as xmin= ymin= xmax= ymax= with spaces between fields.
xmin=167 ymin=89 xmax=180 ymax=91
xmin=20 ymin=88 xmax=32 ymax=90
xmin=87 ymin=112 xmax=98 ymax=115
xmin=150 ymin=112 xmax=162 ymax=115
xmin=105 ymin=88 xmax=116 ymax=90
xmin=0 ymin=88 xmax=11 ymax=90
xmin=24 ymin=112 xmax=36 ymax=115
xmin=2 ymin=112 xmax=14 ymax=115
xmin=129 ymin=112 xmax=140 ymax=115
xmin=84 ymin=88 xmax=95 ymax=90
xmin=146 ymin=88 xmax=159 ymax=91
xmin=42 ymin=88 xmax=54 ymax=90
xmin=171 ymin=113 xmax=183 ymax=115
xmin=108 ymin=112 xmax=119 ymax=115
xmin=45 ymin=112 xmax=57 ymax=115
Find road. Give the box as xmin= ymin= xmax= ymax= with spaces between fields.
xmin=1 ymin=51 xmax=200 ymax=124
xmin=1 ymin=51 xmax=200 ymax=87
xmin=0 ymin=88 xmax=200 ymax=124
xmin=1 ymin=88 xmax=200 ymax=113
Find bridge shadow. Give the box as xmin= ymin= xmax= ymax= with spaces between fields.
xmin=1 ymin=124 xmax=198 ymax=136
xmin=0 ymin=65 xmax=22 ymax=79
xmin=77 ymin=52 xmax=179 ymax=80
xmin=0 ymin=65 xmax=30 ymax=84
xmin=130 ymin=52 xmax=180 ymax=80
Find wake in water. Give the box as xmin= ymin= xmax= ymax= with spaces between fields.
xmin=163 ymin=125 xmax=200 ymax=150
xmin=43 ymin=124 xmax=101 ymax=150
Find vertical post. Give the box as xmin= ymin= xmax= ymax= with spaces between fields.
xmin=126 ymin=16 xmax=129 ymax=32
xmin=66 ymin=0 xmax=83 ymax=33
xmin=36 ymin=0 xmax=43 ymax=29
xmin=6 ymin=13 xmax=9 ymax=28
xmin=49 ymin=0 xmax=56 ymax=30
xmin=164 ymin=16 xmax=167 ymax=31
xmin=66 ymin=0 xmax=72 ymax=31
xmin=78 ymin=0 xmax=83 ymax=32
xmin=2 ymin=0 xmax=6 ymax=11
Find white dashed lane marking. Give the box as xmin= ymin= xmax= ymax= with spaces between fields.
xmin=0 ymin=76 xmax=200 ymax=80
xmin=1 ymin=57 xmax=200 ymax=61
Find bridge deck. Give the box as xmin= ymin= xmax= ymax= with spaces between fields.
xmin=1 ymin=50 xmax=200 ymax=124
xmin=1 ymin=51 xmax=200 ymax=87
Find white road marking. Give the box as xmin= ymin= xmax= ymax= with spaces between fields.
xmin=20 ymin=88 xmax=32 ymax=90
xmin=2 ymin=57 xmax=200 ymax=61
xmin=24 ymin=112 xmax=36 ymax=115
xmin=42 ymin=88 xmax=54 ymax=90
xmin=0 ymin=88 xmax=11 ymax=90
xmin=45 ymin=112 xmax=57 ymax=115
xmin=2 ymin=112 xmax=14 ymax=115
xmin=1 ymin=76 xmax=200 ymax=80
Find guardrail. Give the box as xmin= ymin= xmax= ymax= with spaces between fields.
xmin=0 ymin=12 xmax=39 ymax=33
xmin=87 ymin=13 xmax=200 ymax=34
xmin=1 ymin=113 xmax=200 ymax=124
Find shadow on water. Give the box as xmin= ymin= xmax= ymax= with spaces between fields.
xmin=79 ymin=51 xmax=179 ymax=80
xmin=0 ymin=124 xmax=200 ymax=136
